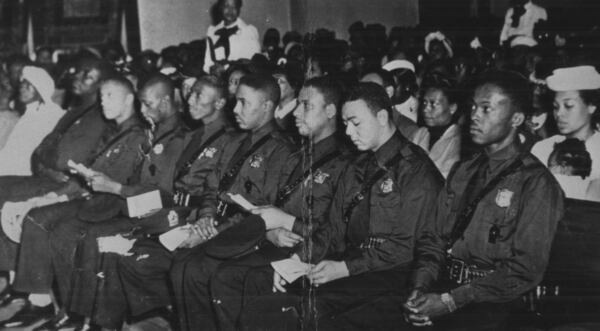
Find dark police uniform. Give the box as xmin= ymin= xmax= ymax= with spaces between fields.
xmin=11 ymin=115 xmax=147 ymax=301
xmin=182 ymin=134 xmax=351 ymax=331
xmin=239 ymin=131 xmax=444 ymax=331
xmin=407 ymin=142 xmax=564 ymax=330
xmin=118 ymin=121 xmax=295 ymax=330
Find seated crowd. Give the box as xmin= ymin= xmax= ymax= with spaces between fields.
xmin=0 ymin=0 xmax=598 ymax=330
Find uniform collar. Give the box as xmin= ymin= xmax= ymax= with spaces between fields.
xmin=486 ymin=141 xmax=520 ymax=161
xmin=204 ymin=114 xmax=229 ymax=136
xmin=309 ymin=133 xmax=341 ymax=160
xmin=248 ymin=120 xmax=277 ymax=143
xmin=155 ymin=113 xmax=181 ymax=137
xmin=117 ymin=115 xmax=142 ymax=132
xmin=373 ymin=130 xmax=404 ymax=167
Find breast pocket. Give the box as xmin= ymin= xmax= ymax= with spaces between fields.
xmin=476 ymin=195 xmax=518 ymax=259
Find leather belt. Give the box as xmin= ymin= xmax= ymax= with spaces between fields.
xmin=358 ymin=237 xmax=386 ymax=249
xmin=172 ymin=191 xmax=203 ymax=207
xmin=446 ymin=256 xmax=494 ymax=285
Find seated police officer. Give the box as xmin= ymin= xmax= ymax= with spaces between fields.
xmin=239 ymin=82 xmax=443 ymax=330
xmin=403 ymin=71 xmax=564 ymax=330
xmin=116 ymin=74 xmax=295 ymax=329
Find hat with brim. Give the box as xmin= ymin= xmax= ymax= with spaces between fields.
xmin=382 ymin=59 xmax=415 ymax=73
xmin=546 ymin=66 xmax=600 ymax=91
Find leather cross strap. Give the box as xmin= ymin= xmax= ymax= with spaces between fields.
xmin=218 ymin=134 xmax=272 ymax=193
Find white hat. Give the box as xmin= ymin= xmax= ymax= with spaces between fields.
xmin=424 ymin=31 xmax=453 ymax=58
xmin=382 ymin=59 xmax=415 ymax=73
xmin=546 ymin=66 xmax=600 ymax=91
xmin=21 ymin=66 xmax=55 ymax=104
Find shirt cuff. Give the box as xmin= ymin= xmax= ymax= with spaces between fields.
xmin=449 ymin=284 xmax=477 ymax=309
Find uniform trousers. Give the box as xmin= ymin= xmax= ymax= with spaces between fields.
xmin=239 ymin=265 xmax=409 ymax=331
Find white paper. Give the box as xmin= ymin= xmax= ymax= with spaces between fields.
xmin=227 ymin=193 xmax=256 ymax=211
xmin=127 ymin=190 xmax=163 ymax=218
xmin=97 ymin=234 xmax=136 ymax=255
xmin=159 ymin=225 xmax=192 ymax=251
xmin=270 ymin=258 xmax=313 ymax=283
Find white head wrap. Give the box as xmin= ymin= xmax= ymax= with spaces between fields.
xmin=21 ymin=66 xmax=55 ymax=104
xmin=382 ymin=59 xmax=415 ymax=73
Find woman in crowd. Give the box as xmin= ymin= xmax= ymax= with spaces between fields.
xmin=416 ymin=75 xmax=462 ymax=177
xmin=531 ymin=65 xmax=600 ymax=199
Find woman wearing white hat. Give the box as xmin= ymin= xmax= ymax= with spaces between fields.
xmin=0 ymin=66 xmax=65 ymax=176
xmin=531 ymin=65 xmax=600 ymax=200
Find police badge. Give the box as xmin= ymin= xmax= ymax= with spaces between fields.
xmin=106 ymin=147 xmax=120 ymax=157
xmin=153 ymin=143 xmax=164 ymax=155
xmin=199 ymin=147 xmax=217 ymax=159
xmin=380 ymin=178 xmax=393 ymax=193
xmin=249 ymin=155 xmax=263 ymax=168
xmin=313 ymin=169 xmax=330 ymax=184
xmin=495 ymin=189 xmax=513 ymax=208
xmin=167 ymin=210 xmax=179 ymax=227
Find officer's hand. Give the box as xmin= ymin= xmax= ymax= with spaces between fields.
xmin=411 ymin=293 xmax=451 ymax=320
xmin=265 ymin=228 xmax=303 ymax=247
xmin=250 ymin=206 xmax=295 ymax=230
xmin=307 ymin=260 xmax=349 ymax=286
xmin=179 ymin=228 xmax=206 ymax=249
xmin=403 ymin=289 xmax=433 ymax=327
xmin=194 ymin=216 xmax=218 ymax=239
xmin=272 ymin=270 xmax=288 ymax=293
xmin=88 ymin=171 xmax=122 ymax=195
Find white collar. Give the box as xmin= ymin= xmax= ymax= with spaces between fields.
xmin=275 ymin=98 xmax=297 ymax=119
xmin=216 ymin=18 xmax=244 ymax=29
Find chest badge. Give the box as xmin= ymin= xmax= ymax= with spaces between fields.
xmin=153 ymin=143 xmax=164 ymax=155
xmin=199 ymin=147 xmax=217 ymax=159
xmin=106 ymin=147 xmax=121 ymax=158
xmin=495 ymin=189 xmax=513 ymax=208
xmin=313 ymin=169 xmax=330 ymax=184
xmin=249 ymin=155 xmax=263 ymax=168
xmin=380 ymin=178 xmax=394 ymax=194
xmin=167 ymin=210 xmax=179 ymax=227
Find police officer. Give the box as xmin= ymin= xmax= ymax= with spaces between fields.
xmin=117 ymin=74 xmax=295 ymax=329
xmin=174 ymin=76 xmax=350 ymax=331
xmin=55 ymin=74 xmax=214 ymax=329
xmin=239 ymin=82 xmax=444 ymax=330
xmin=7 ymin=76 xmax=147 ymax=325
xmin=403 ymin=71 xmax=564 ymax=330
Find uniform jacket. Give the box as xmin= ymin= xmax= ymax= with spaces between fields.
xmin=310 ymin=131 xmax=444 ymax=275
xmin=411 ymin=143 xmax=564 ymax=308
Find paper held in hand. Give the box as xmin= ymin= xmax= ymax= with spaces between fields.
xmin=126 ymin=190 xmax=163 ymax=218
xmin=227 ymin=193 xmax=256 ymax=211
xmin=67 ymin=159 xmax=95 ymax=178
xmin=159 ymin=225 xmax=192 ymax=251
xmin=271 ymin=258 xmax=313 ymax=283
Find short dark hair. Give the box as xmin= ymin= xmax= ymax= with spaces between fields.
xmin=77 ymin=57 xmax=115 ymax=82
xmin=420 ymin=73 xmax=460 ymax=105
xmin=239 ymin=74 xmax=280 ymax=107
xmin=344 ymin=82 xmax=393 ymax=119
xmin=361 ymin=69 xmax=395 ymax=89
xmin=103 ymin=76 xmax=135 ymax=96
xmin=272 ymin=61 xmax=304 ymax=92
xmin=218 ymin=0 xmax=242 ymax=10
xmin=303 ymin=76 xmax=343 ymax=111
xmin=196 ymin=74 xmax=227 ymax=99
xmin=551 ymin=138 xmax=592 ymax=178
xmin=141 ymin=73 xmax=175 ymax=101
xmin=475 ymin=70 xmax=532 ymax=116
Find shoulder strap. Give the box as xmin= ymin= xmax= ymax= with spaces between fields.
xmin=89 ymin=126 xmax=139 ymax=165
xmin=275 ymin=150 xmax=342 ymax=207
xmin=218 ymin=134 xmax=272 ymax=193
xmin=343 ymin=151 xmax=403 ymax=223
xmin=175 ymin=127 xmax=227 ymax=181
xmin=446 ymin=157 xmax=525 ymax=250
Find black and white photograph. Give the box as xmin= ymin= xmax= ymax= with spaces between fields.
xmin=0 ymin=0 xmax=597 ymax=330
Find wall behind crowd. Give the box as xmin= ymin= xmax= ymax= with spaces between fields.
xmin=137 ymin=0 xmax=419 ymax=52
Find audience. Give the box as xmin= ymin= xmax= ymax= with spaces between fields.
xmin=0 ymin=3 xmax=599 ymax=330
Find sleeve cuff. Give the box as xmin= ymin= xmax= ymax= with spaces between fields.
xmin=449 ymin=284 xmax=476 ymax=308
